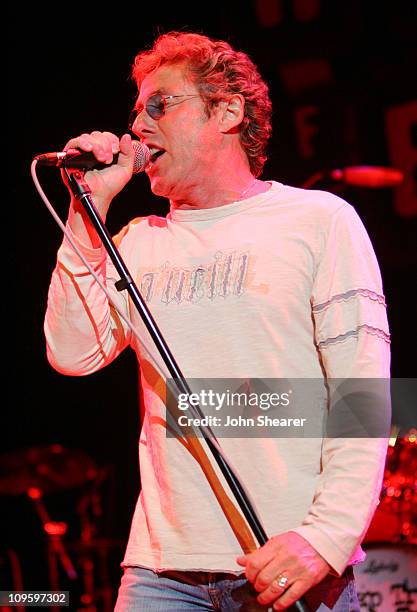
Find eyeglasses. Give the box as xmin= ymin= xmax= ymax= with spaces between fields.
xmin=128 ymin=93 xmax=200 ymax=128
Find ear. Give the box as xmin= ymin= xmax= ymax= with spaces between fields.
xmin=217 ymin=94 xmax=245 ymax=133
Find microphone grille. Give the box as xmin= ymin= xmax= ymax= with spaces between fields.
xmin=132 ymin=141 xmax=151 ymax=174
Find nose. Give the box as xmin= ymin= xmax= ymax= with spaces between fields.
xmin=131 ymin=110 xmax=156 ymax=140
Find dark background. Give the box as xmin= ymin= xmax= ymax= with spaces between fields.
xmin=5 ymin=1 xmax=417 ymax=609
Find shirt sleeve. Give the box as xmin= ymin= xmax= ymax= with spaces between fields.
xmin=44 ymin=225 xmax=132 ymax=376
xmin=292 ymin=202 xmax=391 ymax=575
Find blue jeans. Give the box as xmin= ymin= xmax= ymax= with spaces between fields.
xmin=114 ymin=566 xmax=360 ymax=611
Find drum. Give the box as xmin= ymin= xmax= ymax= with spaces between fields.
xmin=364 ymin=436 xmax=417 ymax=544
xmin=354 ymin=544 xmax=417 ymax=611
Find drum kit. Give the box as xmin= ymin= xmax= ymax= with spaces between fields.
xmin=0 ymin=444 xmax=122 ymax=611
xmin=355 ymin=429 xmax=417 ymax=611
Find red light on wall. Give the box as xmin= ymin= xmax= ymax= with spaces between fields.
xmin=27 ymin=487 xmax=42 ymax=499
xmin=44 ymin=521 xmax=67 ymax=536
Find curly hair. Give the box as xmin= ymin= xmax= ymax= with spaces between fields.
xmin=132 ymin=31 xmax=272 ymax=177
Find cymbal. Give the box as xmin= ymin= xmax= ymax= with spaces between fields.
xmin=0 ymin=444 xmax=98 ymax=496
xmin=364 ymin=437 xmax=417 ymax=544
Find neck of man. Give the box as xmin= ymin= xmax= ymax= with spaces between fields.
xmin=169 ymin=146 xmax=268 ymax=211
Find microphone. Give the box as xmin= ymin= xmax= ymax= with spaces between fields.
xmin=330 ymin=166 xmax=404 ymax=188
xmin=34 ymin=140 xmax=151 ymax=174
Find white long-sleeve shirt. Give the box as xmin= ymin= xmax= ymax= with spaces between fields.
xmin=44 ymin=181 xmax=390 ymax=575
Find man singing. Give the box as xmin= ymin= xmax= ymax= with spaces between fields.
xmin=44 ymin=31 xmax=390 ymax=610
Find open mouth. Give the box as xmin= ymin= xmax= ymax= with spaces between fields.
xmin=149 ymin=148 xmax=166 ymax=164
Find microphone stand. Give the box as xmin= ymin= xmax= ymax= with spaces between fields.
xmin=65 ymin=167 xmax=309 ymax=612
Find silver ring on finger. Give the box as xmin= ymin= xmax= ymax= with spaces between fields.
xmin=271 ymin=573 xmax=289 ymax=592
